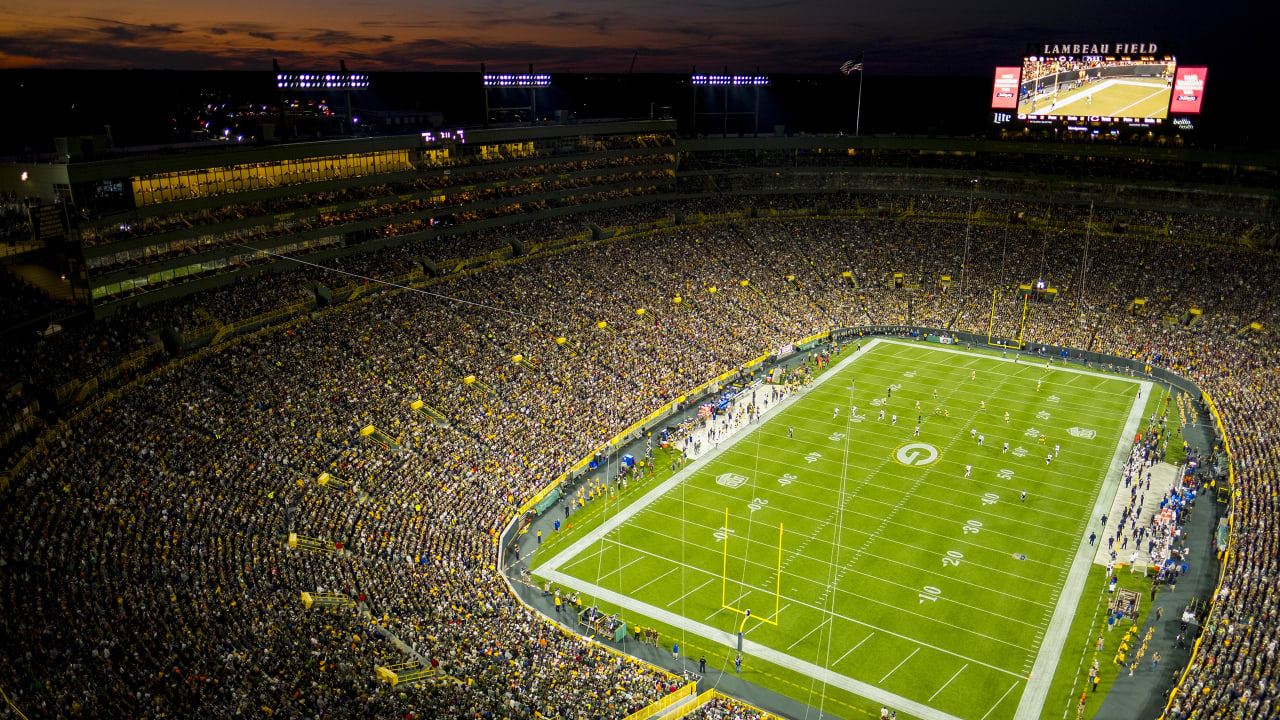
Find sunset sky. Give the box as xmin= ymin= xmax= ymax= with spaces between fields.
xmin=0 ymin=0 xmax=1254 ymax=75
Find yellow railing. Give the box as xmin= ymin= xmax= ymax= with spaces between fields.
xmin=622 ymin=683 xmax=697 ymax=720
xmin=664 ymin=689 xmax=781 ymax=720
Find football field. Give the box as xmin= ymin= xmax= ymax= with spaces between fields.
xmin=533 ymin=340 xmax=1148 ymax=720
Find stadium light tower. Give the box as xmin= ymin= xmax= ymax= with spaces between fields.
xmin=274 ymin=59 xmax=370 ymax=135
xmin=482 ymin=63 xmax=551 ymax=127
xmin=690 ymin=67 xmax=768 ymax=137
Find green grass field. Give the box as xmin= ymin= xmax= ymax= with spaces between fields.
xmin=533 ymin=340 xmax=1147 ymax=720
xmin=1018 ymin=77 xmax=1171 ymax=118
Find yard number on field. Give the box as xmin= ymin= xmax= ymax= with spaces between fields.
xmin=829 ymin=432 xmax=846 ymax=441
xmin=941 ymin=550 xmax=964 ymax=567
xmin=981 ymin=492 xmax=999 ymax=505
xmin=919 ymin=585 xmax=942 ymax=604
xmin=713 ymin=526 xmax=736 ymax=542
xmin=778 ymin=473 xmax=796 ymax=486
xmin=962 ymin=519 xmax=984 ymax=534
xmin=748 ymin=497 xmax=769 ymax=512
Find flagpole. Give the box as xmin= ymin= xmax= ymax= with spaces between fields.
xmin=855 ymin=56 xmax=865 ymax=137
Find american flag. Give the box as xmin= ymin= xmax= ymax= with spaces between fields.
xmin=840 ymin=53 xmax=864 ymax=75
xmin=698 ymin=404 xmax=714 ymax=418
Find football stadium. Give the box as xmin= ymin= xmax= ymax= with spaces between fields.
xmin=0 ymin=52 xmax=1267 ymax=720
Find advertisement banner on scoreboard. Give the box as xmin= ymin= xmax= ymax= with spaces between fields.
xmin=991 ymin=66 xmax=1021 ymax=109
xmin=1169 ymin=66 xmax=1207 ymax=114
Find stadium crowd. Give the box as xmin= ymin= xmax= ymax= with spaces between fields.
xmin=1 ymin=191 xmax=1277 ymax=718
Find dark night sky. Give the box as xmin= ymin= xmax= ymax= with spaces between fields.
xmin=0 ymin=1 xmax=1258 ymax=76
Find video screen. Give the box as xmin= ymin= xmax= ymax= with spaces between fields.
xmin=991 ymin=66 xmax=1021 ymax=109
xmin=1169 ymin=66 xmax=1208 ymax=113
xmin=1018 ymin=56 xmax=1176 ymax=120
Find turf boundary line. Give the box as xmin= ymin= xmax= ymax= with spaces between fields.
xmin=1012 ymin=376 xmax=1151 ymax=720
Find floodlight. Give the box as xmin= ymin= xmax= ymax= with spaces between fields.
xmin=691 ymin=74 xmax=768 ymax=86
xmin=277 ymin=72 xmax=370 ymax=90
xmin=483 ymin=73 xmax=551 ymax=87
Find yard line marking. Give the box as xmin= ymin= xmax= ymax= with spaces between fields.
xmin=787 ymin=617 xmax=832 ymax=650
xmin=638 ymin=494 xmax=1061 ymax=589
xmin=575 ymin=533 xmax=1037 ymax=650
xmin=711 ymin=453 xmax=1091 ymax=528
xmin=879 ymin=647 xmax=920 ymax=684
xmin=560 ymin=541 xmax=611 ymax=571
xmin=833 ymin=631 xmax=875 ymax=666
xmin=597 ymin=553 xmax=646 ymax=580
xmin=666 ymin=578 xmax=715 ymax=608
xmin=626 ymin=504 xmax=1056 ymax=617
xmin=981 ymin=680 xmax=1021 ymax=720
xmin=721 ymin=422 xmax=1110 ymax=481
xmin=705 ymin=589 xmax=751 ymax=621
xmin=747 ymin=603 xmax=791 ymax=634
xmin=930 ymin=663 xmax=969 ymax=702
xmin=631 ymin=567 xmax=678 ymax=595
xmin=691 ymin=466 xmax=1070 ymax=548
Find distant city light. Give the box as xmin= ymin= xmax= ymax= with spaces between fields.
xmin=20 ymin=170 xmax=28 ymax=182
xmin=223 ymin=128 xmax=230 ymax=137
xmin=483 ymin=73 xmax=551 ymax=87
xmin=691 ymin=74 xmax=769 ymax=86
xmin=236 ymin=134 xmax=243 ymax=142
xmin=352 ymin=116 xmax=359 ymax=124
xmin=276 ymin=73 xmax=371 ymax=90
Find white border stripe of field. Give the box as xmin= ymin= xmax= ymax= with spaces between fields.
xmin=1013 ymin=375 xmax=1150 ymax=720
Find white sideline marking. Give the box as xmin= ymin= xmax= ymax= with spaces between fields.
xmin=666 ymin=578 xmax=715 ymax=608
xmin=879 ymin=647 xmax=920 ymax=683
xmin=787 ymin=617 xmax=831 ymax=650
xmin=834 ymin=631 xmax=875 ymax=667
xmin=930 ymin=663 xmax=968 ymax=702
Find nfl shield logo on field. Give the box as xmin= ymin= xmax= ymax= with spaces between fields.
xmin=716 ymin=473 xmax=749 ymax=489
xmin=1067 ymin=427 xmax=1097 ymax=439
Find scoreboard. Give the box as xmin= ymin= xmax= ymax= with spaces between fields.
xmin=990 ymin=42 xmax=1207 ymax=132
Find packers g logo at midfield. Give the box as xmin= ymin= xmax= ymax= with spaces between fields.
xmin=894 ymin=442 xmax=940 ymax=467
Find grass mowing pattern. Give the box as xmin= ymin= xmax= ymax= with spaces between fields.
xmin=533 ymin=340 xmax=1141 ymax=720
